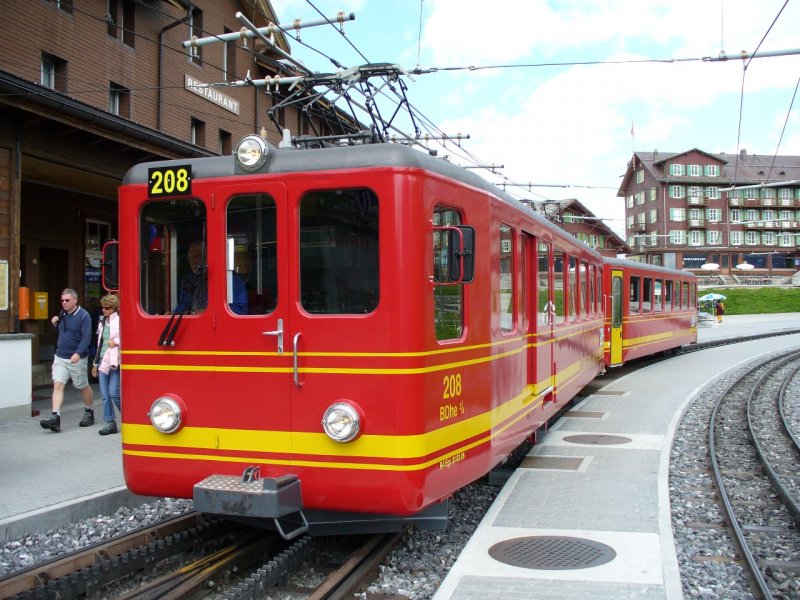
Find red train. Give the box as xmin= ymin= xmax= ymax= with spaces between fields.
xmin=112 ymin=134 xmax=696 ymax=537
xmin=603 ymin=258 xmax=697 ymax=367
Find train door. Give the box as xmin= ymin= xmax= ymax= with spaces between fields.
xmin=609 ymin=269 xmax=624 ymax=366
xmin=536 ymin=241 xmax=556 ymax=403
xmin=214 ymin=184 xmax=291 ymax=447
xmin=286 ymin=187 xmax=380 ymax=441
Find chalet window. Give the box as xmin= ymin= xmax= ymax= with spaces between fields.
xmin=41 ymin=53 xmax=67 ymax=92
xmin=109 ymin=82 xmax=130 ymax=117
xmin=669 ymin=208 xmax=686 ymax=221
xmin=191 ymin=118 xmax=205 ymax=147
xmin=669 ymin=230 xmax=686 ymax=244
xmin=669 ymin=164 xmax=685 ymax=176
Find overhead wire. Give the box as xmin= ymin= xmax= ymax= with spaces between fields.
xmin=730 ymin=0 xmax=791 ymax=186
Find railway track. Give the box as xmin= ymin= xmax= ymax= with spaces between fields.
xmin=709 ymin=349 xmax=800 ymax=599
xmin=0 ymin=507 xmax=400 ymax=600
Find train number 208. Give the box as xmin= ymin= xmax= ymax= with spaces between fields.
xmin=443 ymin=373 xmax=462 ymax=399
xmin=148 ymin=165 xmax=192 ymax=198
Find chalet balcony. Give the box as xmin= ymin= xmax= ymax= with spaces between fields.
xmin=744 ymin=219 xmax=799 ymax=230
xmin=728 ymin=197 xmax=760 ymax=207
xmin=687 ymin=196 xmax=708 ymax=206
xmin=778 ymin=198 xmax=800 ymax=208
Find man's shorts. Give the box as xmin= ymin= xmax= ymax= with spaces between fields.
xmin=52 ymin=355 xmax=90 ymax=389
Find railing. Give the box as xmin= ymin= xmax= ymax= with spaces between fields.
xmin=687 ymin=218 xmax=706 ymax=227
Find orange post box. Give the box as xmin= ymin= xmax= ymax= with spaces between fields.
xmin=19 ymin=287 xmax=30 ymax=320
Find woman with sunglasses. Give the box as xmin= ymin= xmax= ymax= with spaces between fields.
xmin=92 ymin=294 xmax=121 ymax=435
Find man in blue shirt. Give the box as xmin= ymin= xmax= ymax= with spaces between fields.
xmin=40 ymin=288 xmax=96 ymax=432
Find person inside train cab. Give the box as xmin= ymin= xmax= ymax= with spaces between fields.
xmin=176 ymin=241 xmax=247 ymax=314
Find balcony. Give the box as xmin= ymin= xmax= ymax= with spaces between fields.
xmin=687 ymin=218 xmax=705 ymax=228
xmin=728 ymin=197 xmax=760 ymax=207
xmin=687 ymin=196 xmax=708 ymax=206
xmin=778 ymin=198 xmax=800 ymax=208
xmin=632 ymin=223 xmax=646 ymax=232
xmin=744 ymin=220 xmax=799 ymax=230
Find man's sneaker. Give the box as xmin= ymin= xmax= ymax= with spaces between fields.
xmin=99 ymin=421 xmax=118 ymax=436
xmin=40 ymin=414 xmax=61 ymax=432
xmin=79 ymin=411 xmax=95 ymax=427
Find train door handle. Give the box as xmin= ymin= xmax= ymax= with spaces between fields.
xmin=262 ymin=318 xmax=284 ymax=353
xmin=293 ymin=332 xmax=302 ymax=387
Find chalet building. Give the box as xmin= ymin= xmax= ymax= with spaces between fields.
xmin=618 ymin=148 xmax=800 ymax=276
xmin=528 ymin=198 xmax=629 ymax=258
xmin=0 ymin=0 xmax=348 ymax=404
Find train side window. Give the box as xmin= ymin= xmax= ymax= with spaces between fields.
xmin=594 ymin=267 xmax=603 ymax=314
xmin=629 ymin=275 xmax=641 ymax=314
xmin=552 ymin=249 xmax=566 ymax=324
xmin=538 ymin=243 xmax=550 ymax=325
xmin=226 ymin=194 xmax=277 ymax=315
xmin=499 ymin=223 xmax=514 ymax=333
xmin=567 ymin=256 xmax=577 ymax=320
xmin=519 ymin=234 xmax=530 ymax=332
xmin=580 ymin=261 xmax=589 ymax=316
xmin=140 ymin=199 xmax=206 ymax=315
xmin=665 ymin=280 xmax=674 ymax=311
xmin=642 ymin=278 xmax=652 ymax=313
xmin=611 ymin=275 xmax=622 ymax=327
xmin=433 ymin=206 xmax=464 ymax=340
xmin=691 ymin=282 xmax=697 ymax=308
xmin=682 ymin=282 xmax=690 ymax=309
xmin=654 ymin=279 xmax=663 ymax=312
xmin=300 ymin=188 xmax=379 ymax=314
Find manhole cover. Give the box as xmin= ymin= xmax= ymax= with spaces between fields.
xmin=562 ymin=434 xmax=631 ymax=445
xmin=489 ymin=536 xmax=616 ymax=570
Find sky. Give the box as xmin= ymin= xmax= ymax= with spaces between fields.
xmin=267 ymin=0 xmax=800 ymax=236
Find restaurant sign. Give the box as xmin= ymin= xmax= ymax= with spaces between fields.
xmin=185 ymin=75 xmax=240 ymax=115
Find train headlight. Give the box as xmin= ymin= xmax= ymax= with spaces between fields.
xmin=235 ymin=135 xmax=269 ymax=171
xmin=322 ymin=402 xmax=362 ymax=442
xmin=148 ymin=397 xmax=184 ymax=434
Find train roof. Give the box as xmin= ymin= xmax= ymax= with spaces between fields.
xmin=123 ymin=141 xmax=599 ymax=257
xmin=604 ymin=257 xmax=697 ymax=279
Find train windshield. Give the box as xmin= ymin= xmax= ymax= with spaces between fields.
xmin=140 ymin=200 xmax=206 ymax=315
xmin=299 ymin=188 xmax=379 ymax=314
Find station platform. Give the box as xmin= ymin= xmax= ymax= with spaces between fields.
xmin=433 ymin=313 xmax=800 ymax=600
xmin=2 ymin=313 xmax=800 ymax=589
xmin=0 ymin=381 xmax=146 ymax=543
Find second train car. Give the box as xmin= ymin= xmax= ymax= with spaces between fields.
xmin=114 ymin=133 xmax=694 ymax=536
xmin=603 ymin=258 xmax=697 ymax=367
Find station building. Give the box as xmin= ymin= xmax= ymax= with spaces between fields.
xmin=0 ymin=0 xmax=344 ymax=414
xmin=619 ymin=148 xmax=800 ymax=279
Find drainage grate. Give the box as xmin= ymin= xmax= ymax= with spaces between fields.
xmin=489 ymin=536 xmax=616 ymax=570
xmin=562 ymin=434 xmax=632 ymax=445
xmin=519 ymin=456 xmax=584 ymax=471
